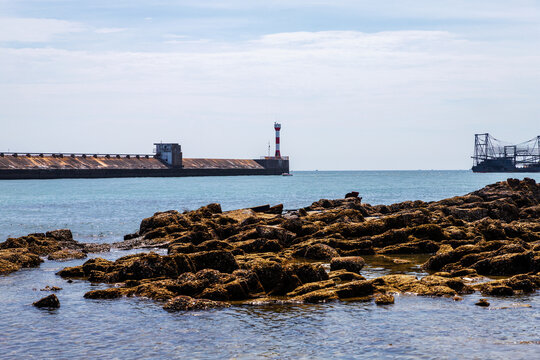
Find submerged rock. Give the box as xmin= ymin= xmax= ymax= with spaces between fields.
xmin=163 ymin=295 xmax=230 ymax=311
xmin=33 ymin=294 xmax=60 ymax=308
xmin=375 ymin=294 xmax=395 ymax=305
xmin=48 ymin=249 xmax=87 ymax=261
xmin=475 ymin=298 xmax=490 ymax=307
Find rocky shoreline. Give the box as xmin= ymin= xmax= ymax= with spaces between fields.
xmin=2 ymin=178 xmax=539 ymax=311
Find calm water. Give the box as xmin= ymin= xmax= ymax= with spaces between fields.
xmin=1 ymin=171 xmax=540 ymax=359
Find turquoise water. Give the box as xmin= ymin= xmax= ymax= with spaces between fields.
xmin=1 ymin=171 xmax=540 ymax=359
xmin=2 ymin=170 xmax=540 ymax=242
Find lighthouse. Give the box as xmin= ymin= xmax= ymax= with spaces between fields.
xmin=274 ymin=122 xmax=281 ymax=158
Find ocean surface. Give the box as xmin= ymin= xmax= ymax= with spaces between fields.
xmin=1 ymin=170 xmax=540 ymax=359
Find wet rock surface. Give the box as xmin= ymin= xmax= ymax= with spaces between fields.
xmin=9 ymin=178 xmax=540 ymax=311
xmin=0 ymin=229 xmax=111 ymax=275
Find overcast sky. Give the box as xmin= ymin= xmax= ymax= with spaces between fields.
xmin=1 ymin=1 xmax=539 ymax=170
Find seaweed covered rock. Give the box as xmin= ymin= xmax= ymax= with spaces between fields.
xmin=303 ymin=244 xmax=339 ymax=260
xmin=48 ymin=249 xmax=87 ymax=261
xmin=163 ymin=295 xmax=230 ymax=311
xmin=51 ymin=178 xmax=540 ymax=310
xmin=0 ymin=248 xmax=42 ymax=275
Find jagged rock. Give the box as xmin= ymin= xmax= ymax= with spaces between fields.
xmin=33 ymin=294 xmax=60 ymax=308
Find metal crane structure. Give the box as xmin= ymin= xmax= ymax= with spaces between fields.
xmin=472 ymin=133 xmax=540 ymax=172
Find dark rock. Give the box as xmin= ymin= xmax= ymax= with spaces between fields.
xmin=303 ymin=244 xmax=339 ymax=260
xmin=189 ymin=250 xmax=238 ymax=273
xmin=84 ymin=288 xmax=123 ymax=299
xmin=267 ymin=204 xmax=284 ymax=214
xmin=475 ymin=298 xmax=490 ymax=307
xmin=345 ymin=191 xmax=359 ymax=199
xmin=33 ymin=294 xmax=60 ymax=308
xmin=45 ymin=229 xmax=74 ymax=243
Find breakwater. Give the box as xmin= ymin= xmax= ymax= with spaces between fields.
xmin=0 ymin=152 xmax=289 ymax=179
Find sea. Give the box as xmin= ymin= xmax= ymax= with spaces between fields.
xmin=1 ymin=171 xmax=539 ymax=359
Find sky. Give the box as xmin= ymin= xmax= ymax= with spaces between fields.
xmin=1 ymin=1 xmax=539 ymax=170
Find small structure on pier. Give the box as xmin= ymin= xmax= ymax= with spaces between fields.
xmin=154 ymin=143 xmax=183 ymax=168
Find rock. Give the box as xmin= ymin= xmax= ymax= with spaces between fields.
xmin=330 ymin=256 xmax=365 ymax=273
xmin=294 ymin=288 xmax=338 ymax=303
xmin=45 ymin=229 xmax=74 ymax=243
xmin=247 ymin=259 xmax=284 ymax=293
xmin=0 ymin=248 xmax=42 ymax=275
xmin=471 ymin=251 xmax=535 ymax=276
xmin=287 ymin=280 xmax=336 ymax=297
xmin=286 ymin=263 xmax=329 ymax=284
xmin=475 ymin=298 xmax=490 ymax=307
xmin=33 ymin=294 xmax=60 ymax=308
xmin=84 ymin=288 xmax=123 ymax=299
xmin=40 ymin=286 xmax=62 ymax=291
xmin=345 ymin=191 xmax=360 ymax=198
xmin=374 ymin=294 xmax=394 ymax=305
xmin=56 ymin=266 xmax=85 ymax=278
xmin=267 ymin=204 xmax=284 ymax=214
xmin=48 ymin=249 xmax=87 ymax=261
xmin=189 ymin=250 xmax=238 ymax=273
xmin=335 ymin=280 xmax=374 ymax=298
xmin=303 ymin=244 xmax=339 ymax=260
xmin=328 ymin=269 xmax=365 ymax=281
xmin=163 ymin=295 xmax=230 ymax=311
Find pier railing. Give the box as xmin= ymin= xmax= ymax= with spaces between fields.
xmin=0 ymin=152 xmax=156 ymax=159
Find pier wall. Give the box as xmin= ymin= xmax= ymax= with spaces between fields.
xmin=0 ymin=154 xmax=289 ymax=179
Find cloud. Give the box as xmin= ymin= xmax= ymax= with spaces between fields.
xmin=0 ymin=17 xmax=84 ymax=42
xmin=0 ymin=30 xmax=539 ymax=169
xmin=94 ymin=27 xmax=127 ymax=34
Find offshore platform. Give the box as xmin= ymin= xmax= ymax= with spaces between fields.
xmin=472 ymin=133 xmax=540 ymax=172
xmin=0 ymin=123 xmax=289 ymax=179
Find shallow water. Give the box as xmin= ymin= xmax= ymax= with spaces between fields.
xmin=1 ymin=170 xmax=540 ymax=243
xmin=1 ymin=171 xmax=540 ymax=359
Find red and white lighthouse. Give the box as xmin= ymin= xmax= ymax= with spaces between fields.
xmin=274 ymin=122 xmax=281 ymax=158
